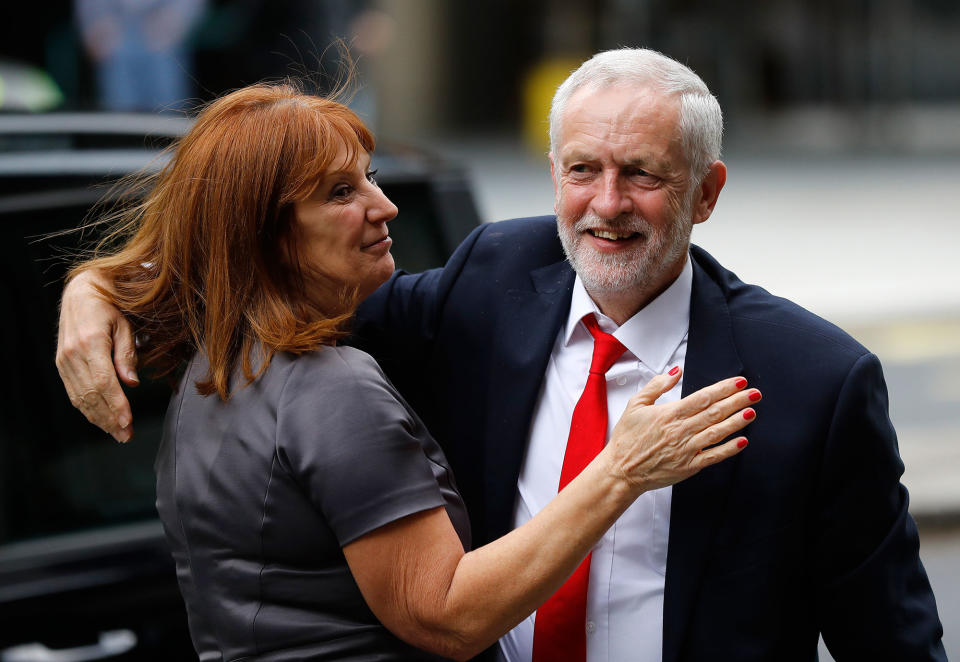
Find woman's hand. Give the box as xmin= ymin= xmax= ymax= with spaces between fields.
xmin=55 ymin=269 xmax=139 ymax=442
xmin=345 ymin=369 xmax=758 ymax=660
xmin=603 ymin=369 xmax=758 ymax=494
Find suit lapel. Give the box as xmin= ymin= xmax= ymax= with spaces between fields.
xmin=482 ymin=260 xmax=575 ymax=543
xmin=662 ymin=256 xmax=745 ymax=662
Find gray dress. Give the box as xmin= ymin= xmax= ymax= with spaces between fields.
xmin=155 ymin=346 xmax=471 ymax=661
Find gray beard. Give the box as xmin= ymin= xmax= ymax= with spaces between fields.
xmin=557 ymin=204 xmax=692 ymax=296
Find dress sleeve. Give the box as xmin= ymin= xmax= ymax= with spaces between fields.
xmin=275 ymin=348 xmax=448 ymax=546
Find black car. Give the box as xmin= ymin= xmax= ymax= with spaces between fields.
xmin=0 ymin=114 xmax=481 ymax=661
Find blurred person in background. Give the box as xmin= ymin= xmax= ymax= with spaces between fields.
xmin=56 ymin=49 xmax=945 ymax=661
xmin=75 ymin=0 xmax=207 ymax=112
xmin=57 ymin=80 xmax=755 ymax=661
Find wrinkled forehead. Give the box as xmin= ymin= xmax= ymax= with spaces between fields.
xmin=557 ymin=83 xmax=682 ymax=156
xmin=565 ymin=82 xmax=679 ymax=127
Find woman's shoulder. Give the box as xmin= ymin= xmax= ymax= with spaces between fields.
xmin=278 ymin=345 xmax=394 ymax=402
xmin=288 ymin=345 xmax=384 ymax=379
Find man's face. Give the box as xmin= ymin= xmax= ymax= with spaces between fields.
xmin=552 ymin=84 xmax=698 ymax=297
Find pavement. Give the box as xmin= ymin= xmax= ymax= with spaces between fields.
xmin=420 ymin=136 xmax=960 ymax=524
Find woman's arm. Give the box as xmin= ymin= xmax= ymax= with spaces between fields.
xmin=344 ymin=371 xmax=758 ymax=661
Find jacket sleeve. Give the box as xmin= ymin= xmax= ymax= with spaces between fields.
xmin=815 ymin=352 xmax=945 ymax=660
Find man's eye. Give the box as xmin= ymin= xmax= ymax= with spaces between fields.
xmin=626 ymin=167 xmax=652 ymax=178
xmin=366 ymin=169 xmax=379 ymax=185
xmin=569 ymin=164 xmax=591 ymax=174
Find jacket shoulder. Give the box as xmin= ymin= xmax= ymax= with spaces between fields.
xmin=453 ymin=216 xmax=566 ymax=280
xmin=690 ymin=245 xmax=869 ymax=359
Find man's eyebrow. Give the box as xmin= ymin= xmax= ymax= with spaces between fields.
xmin=621 ymin=156 xmax=654 ymax=168
xmin=560 ymin=149 xmax=595 ymax=164
xmin=561 ymin=151 xmax=667 ymax=172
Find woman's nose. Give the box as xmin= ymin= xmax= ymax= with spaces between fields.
xmin=368 ymin=186 xmax=399 ymax=224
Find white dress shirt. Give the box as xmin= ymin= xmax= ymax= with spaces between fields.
xmin=498 ymin=256 xmax=693 ymax=662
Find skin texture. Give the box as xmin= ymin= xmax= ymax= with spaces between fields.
xmin=552 ymin=84 xmax=726 ymax=324
xmin=291 ymin=151 xmax=398 ymax=307
xmin=56 ymin=285 xmax=138 ymax=441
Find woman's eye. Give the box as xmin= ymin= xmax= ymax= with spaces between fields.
xmin=330 ymin=185 xmax=353 ymax=200
xmin=366 ymin=169 xmax=379 ymax=185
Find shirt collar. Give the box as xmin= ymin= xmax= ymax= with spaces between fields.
xmin=563 ymin=254 xmax=693 ymax=373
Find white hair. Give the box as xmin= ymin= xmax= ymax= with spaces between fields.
xmin=548 ymin=48 xmax=723 ymax=184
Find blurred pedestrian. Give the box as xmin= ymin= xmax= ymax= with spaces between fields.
xmin=75 ymin=0 xmax=206 ymax=112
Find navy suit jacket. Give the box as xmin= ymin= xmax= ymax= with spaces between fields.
xmin=354 ymin=216 xmax=945 ymax=661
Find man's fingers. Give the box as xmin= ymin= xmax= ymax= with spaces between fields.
xmin=109 ymin=315 xmax=138 ymax=439
xmin=57 ymin=327 xmax=111 ymax=428
xmin=57 ymin=323 xmax=133 ymax=442
xmin=113 ymin=315 xmax=140 ymax=386
xmin=85 ymin=356 xmax=134 ymax=442
xmin=57 ymin=268 xmax=136 ymax=442
xmin=76 ymin=387 xmax=132 ymax=443
xmin=629 ymin=367 xmax=681 ymax=407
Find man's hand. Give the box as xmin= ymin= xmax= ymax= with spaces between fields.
xmin=56 ymin=270 xmax=139 ymax=442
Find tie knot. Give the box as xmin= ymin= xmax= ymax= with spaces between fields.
xmin=582 ymin=314 xmax=627 ymax=374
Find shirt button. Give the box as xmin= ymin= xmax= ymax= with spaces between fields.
xmin=586 ymin=621 xmax=597 ymax=635
xmin=616 ymin=375 xmax=627 ymax=386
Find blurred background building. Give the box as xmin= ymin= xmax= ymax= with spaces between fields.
xmin=2 ymin=0 xmax=958 ymax=656
xmin=4 ymin=1 xmax=960 ymax=143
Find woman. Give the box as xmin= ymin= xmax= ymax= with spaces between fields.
xmin=72 ymin=83 xmax=758 ymax=661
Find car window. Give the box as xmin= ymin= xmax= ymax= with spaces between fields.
xmin=0 ymin=193 xmax=168 ymax=546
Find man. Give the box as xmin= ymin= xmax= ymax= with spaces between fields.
xmin=57 ymin=49 xmax=944 ymax=660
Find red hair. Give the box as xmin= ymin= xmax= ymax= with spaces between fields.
xmin=72 ymin=82 xmax=376 ymax=399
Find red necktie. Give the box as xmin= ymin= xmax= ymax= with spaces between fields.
xmin=532 ymin=314 xmax=627 ymax=662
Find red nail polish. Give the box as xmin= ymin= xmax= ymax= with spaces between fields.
xmin=735 ymin=378 xmax=747 ymax=389
xmin=737 ymin=438 xmax=749 ymax=449
xmin=742 ymin=409 xmax=756 ymax=421
xmin=748 ymin=390 xmax=762 ymax=402
xmin=669 ymin=366 xmax=680 ymax=376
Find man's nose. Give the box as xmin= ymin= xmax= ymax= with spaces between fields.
xmin=591 ymin=171 xmax=632 ymax=218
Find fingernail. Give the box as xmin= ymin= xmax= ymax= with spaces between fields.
xmin=742 ymin=409 xmax=756 ymax=421
xmin=737 ymin=438 xmax=749 ymax=449
xmin=748 ymin=390 xmax=762 ymax=402
xmin=669 ymin=366 xmax=680 ymax=376
xmin=118 ymin=416 xmax=130 ymax=430
xmin=127 ymin=371 xmax=140 ymax=384
xmin=735 ymin=378 xmax=747 ymax=389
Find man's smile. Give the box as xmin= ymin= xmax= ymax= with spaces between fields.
xmin=587 ymin=229 xmax=641 ymax=241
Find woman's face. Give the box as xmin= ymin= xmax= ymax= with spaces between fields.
xmin=292 ymin=149 xmax=399 ymax=303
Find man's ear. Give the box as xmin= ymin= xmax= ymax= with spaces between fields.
xmin=691 ymin=160 xmax=727 ymax=225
